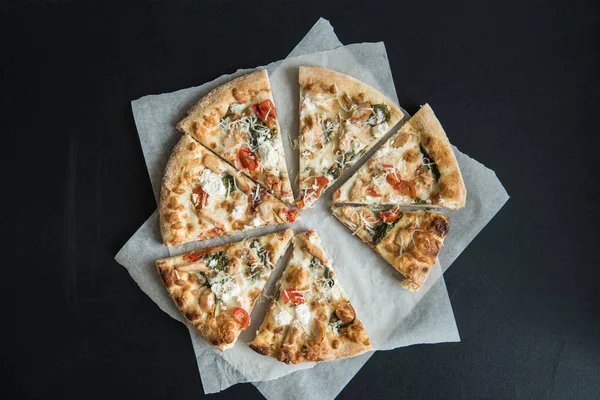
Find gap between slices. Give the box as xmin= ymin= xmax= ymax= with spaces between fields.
xmin=331 ymin=205 xmax=450 ymax=291
xmin=295 ymin=66 xmax=404 ymax=209
xmin=177 ymin=70 xmax=295 ymax=204
xmin=249 ymin=230 xmax=371 ymax=364
xmin=159 ymin=134 xmax=299 ymax=247
xmin=332 ymin=104 xmax=467 ymax=210
xmin=156 ymin=229 xmax=295 ymax=351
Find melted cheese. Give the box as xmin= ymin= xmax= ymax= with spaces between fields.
xmin=274 ymin=309 xmax=293 ymax=326
xmin=258 ymin=141 xmax=278 ymax=170
xmin=199 ymin=169 xmax=226 ymax=198
xmin=295 ymin=303 xmax=312 ymax=329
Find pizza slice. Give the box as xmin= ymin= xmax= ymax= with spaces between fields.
xmin=159 ymin=134 xmax=299 ymax=247
xmin=156 ymin=229 xmax=294 ymax=351
xmin=249 ymin=230 xmax=371 ymax=364
xmin=177 ymin=70 xmax=294 ymax=203
xmin=333 ymin=104 xmax=466 ymax=210
xmin=296 ymin=66 xmax=404 ymax=209
xmin=332 ymin=205 xmax=449 ymax=292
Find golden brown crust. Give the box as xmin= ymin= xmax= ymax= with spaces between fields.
xmin=177 ymin=70 xmax=270 ymax=137
xmin=299 ymin=66 xmax=403 ymax=123
xmin=156 ymin=229 xmax=294 ymax=351
xmin=248 ymin=231 xmax=372 ymax=364
xmin=159 ymin=134 xmax=299 ymax=247
xmin=332 ymin=206 xmax=449 ymax=291
xmin=399 ymin=104 xmax=466 ymax=209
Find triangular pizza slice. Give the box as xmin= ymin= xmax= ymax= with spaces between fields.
xmin=296 ymin=66 xmax=403 ymax=209
xmin=159 ymin=135 xmax=299 ymax=247
xmin=156 ymin=229 xmax=294 ymax=350
xmin=249 ymin=230 xmax=371 ymax=364
xmin=177 ymin=70 xmax=294 ymax=203
xmin=333 ymin=104 xmax=466 ymax=209
xmin=332 ymin=205 xmax=449 ymax=291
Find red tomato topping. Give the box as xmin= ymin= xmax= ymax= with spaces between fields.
xmin=238 ymin=147 xmax=259 ymax=171
xmin=183 ymin=250 xmax=206 ymax=263
xmin=394 ymin=180 xmax=417 ymax=198
xmin=366 ymin=187 xmax=382 ymax=197
xmin=295 ymin=199 xmax=306 ymax=209
xmin=379 ymin=208 xmax=401 ymax=223
xmin=191 ymin=187 xmax=208 ymax=209
xmin=281 ymin=288 xmax=305 ymax=305
xmin=253 ymin=99 xmax=277 ymax=124
xmin=385 ymin=169 xmax=402 ymax=186
xmin=233 ymin=307 xmax=250 ymax=330
xmin=285 ymin=209 xmax=300 ymax=223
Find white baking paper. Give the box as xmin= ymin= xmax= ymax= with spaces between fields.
xmin=116 ymin=18 xmax=509 ymax=400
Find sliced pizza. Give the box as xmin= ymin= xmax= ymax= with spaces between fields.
xmin=332 ymin=205 xmax=449 ymax=292
xmin=159 ymin=134 xmax=299 ymax=247
xmin=333 ymin=104 xmax=466 ymax=210
xmin=296 ymin=66 xmax=403 ymax=209
xmin=249 ymin=230 xmax=371 ymax=364
xmin=156 ymin=229 xmax=294 ymax=351
xmin=177 ymin=70 xmax=294 ymax=203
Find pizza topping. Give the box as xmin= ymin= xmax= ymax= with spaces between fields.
xmin=209 ymin=271 xmax=240 ymax=303
xmin=238 ymin=147 xmax=259 ymax=171
xmin=253 ymin=99 xmax=277 ymax=125
xmin=199 ymin=169 xmax=227 ymax=198
xmin=372 ymin=209 xmax=402 ymax=245
xmin=366 ymin=186 xmax=382 ymax=197
xmin=257 ymin=140 xmax=279 ymax=170
xmin=294 ymin=303 xmax=312 ymax=330
xmin=233 ymin=307 xmax=250 ymax=330
xmin=281 ymin=288 xmax=305 ymax=304
xmin=231 ymin=204 xmax=246 ymax=220
xmin=366 ymin=104 xmax=391 ymax=126
xmin=335 ymin=302 xmax=356 ymax=323
xmin=394 ymin=180 xmax=417 ymax=198
xmin=183 ymin=250 xmax=207 ymax=263
xmin=204 ymin=251 xmax=229 ymax=271
xmin=329 ymin=313 xmax=352 ymax=335
xmin=191 ymin=186 xmax=208 ymax=209
xmin=285 ymin=209 xmax=300 ymax=224
xmin=378 ymin=208 xmax=402 ymax=223
xmin=419 ymin=144 xmax=440 ymax=181
xmin=274 ymin=309 xmax=293 ymax=326
xmin=221 ymin=173 xmax=237 ymax=196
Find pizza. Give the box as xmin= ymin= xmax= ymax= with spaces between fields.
xmin=159 ymin=134 xmax=299 ymax=247
xmin=296 ymin=66 xmax=403 ymax=209
xmin=156 ymin=229 xmax=294 ymax=350
xmin=332 ymin=205 xmax=449 ymax=292
xmin=249 ymin=230 xmax=371 ymax=364
xmin=333 ymin=104 xmax=466 ymax=209
xmin=177 ymin=70 xmax=294 ymax=203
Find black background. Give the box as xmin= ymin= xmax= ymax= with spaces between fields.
xmin=2 ymin=1 xmax=599 ymax=399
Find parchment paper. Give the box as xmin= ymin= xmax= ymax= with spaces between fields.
xmin=116 ymin=18 xmax=509 ymax=399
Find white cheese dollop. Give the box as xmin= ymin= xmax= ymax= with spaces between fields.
xmin=229 ymin=102 xmax=247 ymax=115
xmin=274 ymin=309 xmax=293 ymax=326
xmin=330 ymin=285 xmax=342 ymax=301
xmin=250 ymin=215 xmax=264 ymax=227
xmin=258 ymin=141 xmax=278 ymax=171
xmin=231 ymin=204 xmax=246 ymax=220
xmin=295 ymin=304 xmax=312 ymax=329
xmin=209 ymin=271 xmax=240 ymax=303
xmin=199 ymin=169 xmax=226 ymax=198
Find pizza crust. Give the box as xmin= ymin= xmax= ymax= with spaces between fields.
xmin=177 ymin=70 xmax=270 ymax=138
xmin=400 ymin=104 xmax=466 ymax=209
xmin=299 ymin=66 xmax=404 ymax=123
xmin=156 ymin=229 xmax=294 ymax=350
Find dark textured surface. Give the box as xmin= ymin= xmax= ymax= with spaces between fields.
xmin=2 ymin=1 xmax=599 ymax=399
